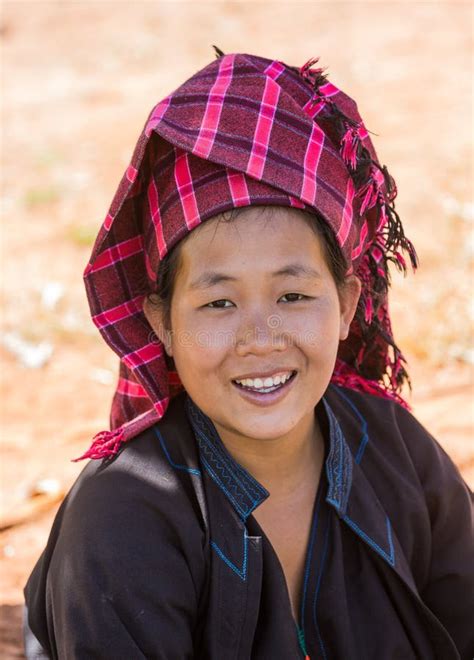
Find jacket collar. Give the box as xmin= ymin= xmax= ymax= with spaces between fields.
xmin=184 ymin=386 xmax=416 ymax=587
xmin=185 ymin=395 xmax=269 ymax=520
xmin=184 ymin=390 xmax=353 ymax=521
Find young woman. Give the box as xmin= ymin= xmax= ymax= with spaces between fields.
xmin=24 ymin=50 xmax=473 ymax=659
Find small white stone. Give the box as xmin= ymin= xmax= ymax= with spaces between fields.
xmin=40 ymin=281 xmax=65 ymax=311
xmin=1 ymin=332 xmax=54 ymax=369
xmin=33 ymin=478 xmax=61 ymax=496
xmin=90 ymin=368 xmax=114 ymax=386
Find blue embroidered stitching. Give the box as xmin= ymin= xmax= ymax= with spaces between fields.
xmin=312 ymin=515 xmax=331 ymax=660
xmin=210 ymin=531 xmax=248 ymax=581
xmin=323 ymin=400 xmax=352 ymax=516
xmin=153 ymin=428 xmax=202 ymax=476
xmin=332 ymin=386 xmax=369 ymax=464
xmin=299 ymin=483 xmax=323 ymax=639
xmin=185 ymin=398 xmax=268 ymax=518
xmin=196 ymin=434 xmax=248 ymax=507
xmin=342 ymin=514 xmax=396 ymax=567
xmin=188 ymin=403 xmax=266 ymax=502
xmin=194 ymin=427 xmax=262 ymax=516
xmin=199 ymin=454 xmax=256 ymax=520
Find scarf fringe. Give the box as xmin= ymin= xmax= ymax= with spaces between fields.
xmin=341 ymin=126 xmax=361 ymax=171
xmin=332 ymin=359 xmax=410 ymax=410
xmin=212 ymin=45 xmax=225 ymax=59
xmin=72 ymin=427 xmax=125 ymax=462
xmin=295 ymin=58 xmax=417 ymax=398
xmin=299 ymin=57 xmax=328 ymax=88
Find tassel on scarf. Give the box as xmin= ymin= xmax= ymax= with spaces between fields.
xmin=364 ymin=295 xmax=374 ymax=325
xmin=212 ymin=45 xmax=225 ymax=58
xmin=383 ymin=203 xmax=418 ymax=270
xmin=394 ymin=251 xmax=406 ymax=269
xmin=332 ymin=359 xmax=410 ymax=409
xmin=376 ymin=195 xmax=388 ymax=232
xmin=299 ymin=57 xmax=326 ymax=86
xmin=72 ymin=427 xmax=125 ymax=462
xmin=298 ymin=58 xmax=330 ymax=118
xmin=74 ymin=403 xmax=162 ymax=461
xmin=341 ymin=125 xmax=361 ymax=170
xmin=358 ymin=166 xmax=385 ymax=215
xmin=381 ymin=164 xmax=397 ymax=202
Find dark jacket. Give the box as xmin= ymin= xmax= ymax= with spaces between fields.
xmin=24 ymin=386 xmax=474 ymax=659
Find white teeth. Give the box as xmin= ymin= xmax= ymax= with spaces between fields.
xmin=235 ymin=371 xmax=293 ymax=389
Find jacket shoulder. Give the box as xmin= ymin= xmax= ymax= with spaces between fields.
xmin=326 ymin=386 xmax=473 ymax=609
xmin=326 ymin=384 xmax=463 ymax=483
xmin=24 ymin=393 xmax=208 ymax=659
xmin=63 ymin=392 xmax=204 ymax=539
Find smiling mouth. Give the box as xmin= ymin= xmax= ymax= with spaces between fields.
xmin=232 ymin=370 xmax=297 ymax=394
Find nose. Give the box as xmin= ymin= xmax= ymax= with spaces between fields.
xmin=234 ymin=308 xmax=287 ymax=357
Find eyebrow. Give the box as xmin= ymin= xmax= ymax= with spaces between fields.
xmin=188 ymin=263 xmax=322 ymax=290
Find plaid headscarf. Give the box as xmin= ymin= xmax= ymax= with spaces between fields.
xmin=77 ymin=49 xmax=417 ymax=461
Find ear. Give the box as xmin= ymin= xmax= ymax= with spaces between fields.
xmin=338 ymin=275 xmax=362 ymax=341
xmin=142 ymin=296 xmax=174 ymax=357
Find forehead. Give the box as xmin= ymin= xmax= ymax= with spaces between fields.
xmin=178 ymin=206 xmax=327 ymax=278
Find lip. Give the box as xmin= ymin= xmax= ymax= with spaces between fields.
xmin=231 ymin=371 xmax=297 ymax=407
xmin=232 ymin=368 xmax=297 ymax=381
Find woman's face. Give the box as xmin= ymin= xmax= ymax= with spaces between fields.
xmin=144 ymin=206 xmax=360 ymax=447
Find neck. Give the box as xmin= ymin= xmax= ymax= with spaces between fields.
xmin=213 ymin=409 xmax=325 ymax=498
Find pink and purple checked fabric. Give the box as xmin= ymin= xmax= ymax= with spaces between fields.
xmin=79 ymin=52 xmax=416 ymax=460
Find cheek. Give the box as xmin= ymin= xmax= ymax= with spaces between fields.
xmin=170 ymin=310 xmax=230 ymax=369
xmin=289 ymin=297 xmax=341 ymax=344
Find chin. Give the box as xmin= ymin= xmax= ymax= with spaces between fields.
xmin=226 ymin=417 xmax=299 ymax=442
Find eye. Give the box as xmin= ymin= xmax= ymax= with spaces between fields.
xmin=279 ymin=293 xmax=310 ymax=303
xmin=205 ymin=299 xmax=234 ymax=309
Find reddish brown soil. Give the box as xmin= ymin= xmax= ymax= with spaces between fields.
xmin=1 ymin=3 xmax=472 ymax=657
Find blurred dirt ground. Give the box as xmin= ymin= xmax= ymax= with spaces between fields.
xmin=1 ymin=2 xmax=473 ymax=657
